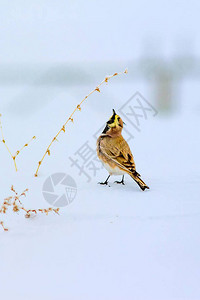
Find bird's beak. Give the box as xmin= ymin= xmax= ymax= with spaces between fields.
xmin=112 ymin=109 xmax=116 ymax=115
xmin=123 ymin=121 xmax=126 ymax=125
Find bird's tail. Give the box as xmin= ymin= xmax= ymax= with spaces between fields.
xmin=130 ymin=172 xmax=149 ymax=191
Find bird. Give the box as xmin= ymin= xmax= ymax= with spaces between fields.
xmin=96 ymin=109 xmax=149 ymax=191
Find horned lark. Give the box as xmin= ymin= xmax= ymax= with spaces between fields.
xmin=97 ymin=109 xmax=149 ymax=191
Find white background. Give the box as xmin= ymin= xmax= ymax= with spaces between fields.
xmin=0 ymin=1 xmax=200 ymax=300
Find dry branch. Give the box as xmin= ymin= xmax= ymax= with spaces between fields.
xmin=0 ymin=114 xmax=36 ymax=171
xmin=34 ymin=69 xmax=128 ymax=177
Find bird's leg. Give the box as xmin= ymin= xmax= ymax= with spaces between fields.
xmin=98 ymin=175 xmax=110 ymax=186
xmin=114 ymin=175 xmax=125 ymax=185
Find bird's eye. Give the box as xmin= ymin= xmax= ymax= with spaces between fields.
xmin=117 ymin=117 xmax=120 ymax=121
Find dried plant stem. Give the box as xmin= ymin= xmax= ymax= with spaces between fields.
xmin=0 ymin=114 xmax=36 ymax=171
xmin=0 ymin=186 xmax=60 ymax=231
xmin=34 ymin=69 xmax=128 ymax=177
xmin=0 ymin=221 xmax=8 ymax=232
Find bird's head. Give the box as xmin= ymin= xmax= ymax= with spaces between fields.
xmin=102 ymin=109 xmax=124 ymax=135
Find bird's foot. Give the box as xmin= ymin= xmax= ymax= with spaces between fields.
xmin=114 ymin=180 xmax=125 ymax=185
xmin=98 ymin=181 xmax=110 ymax=186
xmin=98 ymin=175 xmax=110 ymax=186
xmin=114 ymin=176 xmax=125 ymax=185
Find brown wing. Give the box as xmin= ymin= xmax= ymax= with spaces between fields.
xmin=99 ymin=135 xmax=137 ymax=174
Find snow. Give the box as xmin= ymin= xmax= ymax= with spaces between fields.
xmin=0 ymin=77 xmax=200 ymax=300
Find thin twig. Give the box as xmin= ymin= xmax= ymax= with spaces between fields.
xmin=0 ymin=114 xmax=36 ymax=171
xmin=0 ymin=221 xmax=8 ymax=232
xmin=34 ymin=69 xmax=128 ymax=177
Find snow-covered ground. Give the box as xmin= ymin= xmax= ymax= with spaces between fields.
xmin=0 ymin=76 xmax=200 ymax=300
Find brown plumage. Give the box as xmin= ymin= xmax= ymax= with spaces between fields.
xmin=97 ymin=109 xmax=149 ymax=191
